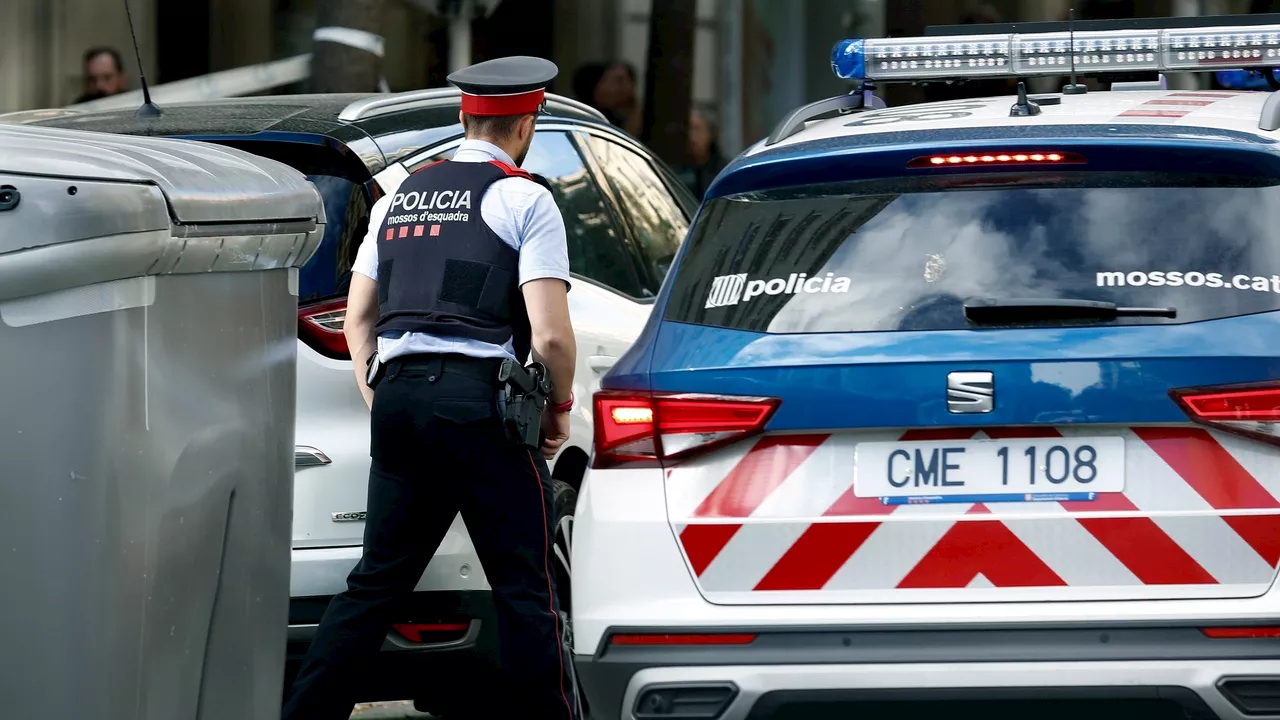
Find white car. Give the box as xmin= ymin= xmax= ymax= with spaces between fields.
xmin=14 ymin=88 xmax=695 ymax=715
xmin=573 ymin=16 xmax=1280 ymax=720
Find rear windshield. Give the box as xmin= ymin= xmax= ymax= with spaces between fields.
xmin=666 ymin=173 xmax=1280 ymax=333
xmin=298 ymin=174 xmax=367 ymax=303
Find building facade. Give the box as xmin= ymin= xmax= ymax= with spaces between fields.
xmin=0 ymin=0 xmax=1263 ymax=159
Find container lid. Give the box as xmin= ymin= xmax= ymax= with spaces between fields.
xmin=0 ymin=124 xmax=322 ymax=224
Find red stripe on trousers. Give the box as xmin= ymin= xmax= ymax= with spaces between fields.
xmin=753 ymin=429 xmax=978 ymax=591
xmin=1136 ymin=427 xmax=1280 ymax=566
xmin=524 ymin=452 xmax=575 ymax=720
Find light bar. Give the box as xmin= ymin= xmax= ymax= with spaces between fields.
xmin=833 ymin=23 xmax=1280 ymax=82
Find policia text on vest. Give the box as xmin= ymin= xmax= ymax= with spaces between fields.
xmin=384 ymin=186 xmax=472 ymax=225
xmin=374 ymin=161 xmax=534 ymax=359
xmin=281 ymin=56 xmax=582 ymax=720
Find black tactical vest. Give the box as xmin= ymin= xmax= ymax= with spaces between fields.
xmin=373 ymin=159 xmax=532 ymax=362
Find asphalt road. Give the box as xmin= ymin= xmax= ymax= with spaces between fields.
xmin=349 ymin=701 xmax=432 ymax=719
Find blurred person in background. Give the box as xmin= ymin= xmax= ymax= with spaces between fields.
xmin=573 ymin=61 xmax=642 ymax=136
xmin=77 ymin=47 xmax=129 ymax=103
xmin=673 ymin=108 xmax=726 ymax=200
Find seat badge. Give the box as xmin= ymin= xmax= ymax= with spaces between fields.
xmin=947 ymin=371 xmax=994 ymax=414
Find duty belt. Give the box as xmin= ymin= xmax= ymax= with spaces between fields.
xmin=387 ymin=354 xmax=503 ymax=385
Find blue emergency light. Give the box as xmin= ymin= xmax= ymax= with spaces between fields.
xmin=833 ymin=23 xmax=1280 ymax=82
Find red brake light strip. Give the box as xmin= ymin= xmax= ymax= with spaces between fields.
xmin=1202 ymin=627 xmax=1280 ymax=639
xmin=908 ymin=151 xmax=1085 ymax=169
xmin=609 ymin=632 xmax=758 ymax=646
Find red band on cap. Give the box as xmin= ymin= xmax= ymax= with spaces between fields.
xmin=460 ymin=89 xmax=545 ymax=116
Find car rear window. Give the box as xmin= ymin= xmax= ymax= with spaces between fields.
xmin=299 ymin=174 xmax=368 ymax=302
xmin=665 ymin=173 xmax=1280 ymax=333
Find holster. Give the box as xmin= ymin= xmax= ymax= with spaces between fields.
xmin=497 ymin=358 xmax=552 ymax=449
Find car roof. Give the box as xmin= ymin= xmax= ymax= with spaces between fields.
xmin=753 ymin=89 xmax=1279 ymax=157
xmin=701 ymin=88 xmax=1280 ymax=199
xmin=2 ymin=89 xmax=612 ymax=176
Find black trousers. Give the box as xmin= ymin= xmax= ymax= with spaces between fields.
xmin=282 ymin=355 xmax=579 ymax=720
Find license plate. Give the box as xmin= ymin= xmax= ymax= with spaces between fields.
xmin=854 ymin=436 xmax=1125 ymax=505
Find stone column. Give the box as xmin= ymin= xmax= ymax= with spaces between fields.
xmin=210 ymin=0 xmax=274 ymax=72
xmin=0 ymin=0 xmax=55 ymax=112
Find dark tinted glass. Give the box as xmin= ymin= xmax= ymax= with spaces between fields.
xmin=522 ymin=132 xmax=646 ymax=297
xmin=666 ymin=174 xmax=1280 ymax=333
xmin=586 ymin=136 xmax=690 ymax=295
xmin=299 ymin=175 xmax=369 ymax=302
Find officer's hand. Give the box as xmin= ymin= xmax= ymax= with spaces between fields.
xmin=540 ymin=410 xmax=570 ymax=459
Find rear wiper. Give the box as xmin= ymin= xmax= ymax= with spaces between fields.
xmin=964 ymin=297 xmax=1177 ymax=324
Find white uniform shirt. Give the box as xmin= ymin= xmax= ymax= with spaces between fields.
xmin=352 ymin=139 xmax=570 ymax=361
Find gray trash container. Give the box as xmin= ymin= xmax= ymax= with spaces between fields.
xmin=0 ymin=124 xmax=325 ymax=719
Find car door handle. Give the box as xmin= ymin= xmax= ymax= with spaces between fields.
xmin=588 ymin=355 xmax=617 ymax=373
xmin=295 ymin=446 xmax=331 ymax=468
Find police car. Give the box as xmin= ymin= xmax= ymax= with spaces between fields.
xmin=573 ymin=15 xmax=1280 ymax=720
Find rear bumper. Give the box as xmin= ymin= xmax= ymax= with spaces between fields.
xmin=285 ymin=590 xmax=499 ymax=709
xmin=575 ymin=626 xmax=1280 ymax=720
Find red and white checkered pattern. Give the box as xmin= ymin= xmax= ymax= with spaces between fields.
xmin=669 ymin=426 xmax=1280 ymax=600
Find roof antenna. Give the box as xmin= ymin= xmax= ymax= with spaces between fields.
xmin=1063 ymin=6 xmax=1088 ymax=95
xmin=1009 ymin=81 xmax=1042 ymax=117
xmin=122 ymin=0 xmax=162 ymax=118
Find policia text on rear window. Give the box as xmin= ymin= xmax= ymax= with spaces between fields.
xmin=665 ymin=174 xmax=1280 ymax=333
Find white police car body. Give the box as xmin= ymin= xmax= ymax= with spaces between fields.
xmin=572 ymin=15 xmax=1280 ymax=720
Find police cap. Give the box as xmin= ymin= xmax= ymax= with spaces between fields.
xmin=448 ymin=56 xmax=559 ymax=117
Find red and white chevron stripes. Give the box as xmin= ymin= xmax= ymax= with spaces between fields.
xmin=1116 ymin=91 xmax=1237 ymax=120
xmin=669 ymin=426 xmax=1280 ymax=599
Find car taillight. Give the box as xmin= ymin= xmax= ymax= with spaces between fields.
xmin=591 ymin=391 xmax=780 ymax=469
xmin=1202 ymin=627 xmax=1280 ymax=639
xmin=1171 ymin=381 xmax=1280 ymax=446
xmin=298 ymin=298 xmax=350 ymax=360
xmin=391 ymin=622 xmax=470 ymax=643
xmin=609 ymin=632 xmax=758 ymax=646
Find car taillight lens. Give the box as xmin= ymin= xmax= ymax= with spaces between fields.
xmin=298 ymin=298 xmax=350 ymax=360
xmin=609 ymin=632 xmax=758 ymax=646
xmin=907 ymin=150 xmax=1085 ymax=169
xmin=1202 ymin=627 xmax=1280 ymax=639
xmin=591 ymin=391 xmax=780 ymax=469
xmin=391 ymin=622 xmax=470 ymax=643
xmin=1171 ymin=381 xmax=1280 ymax=446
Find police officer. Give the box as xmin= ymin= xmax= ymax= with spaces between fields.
xmin=282 ymin=56 xmax=579 ymax=720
